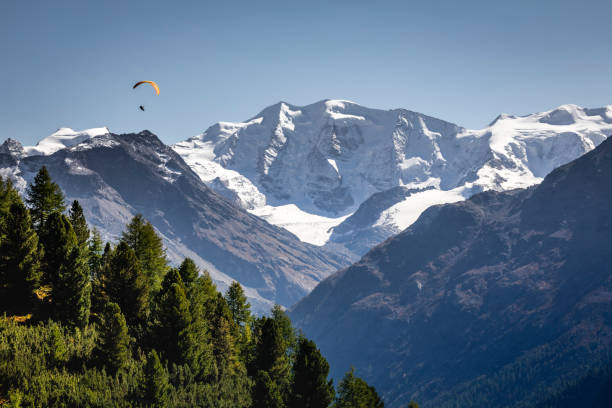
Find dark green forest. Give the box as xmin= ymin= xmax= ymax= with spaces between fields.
xmin=0 ymin=167 xmax=388 ymax=408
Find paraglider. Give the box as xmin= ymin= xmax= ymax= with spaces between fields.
xmin=133 ymin=80 xmax=159 ymax=111
xmin=132 ymin=80 xmax=160 ymax=95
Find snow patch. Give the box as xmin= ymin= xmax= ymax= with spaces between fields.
xmin=24 ymin=127 xmax=110 ymax=156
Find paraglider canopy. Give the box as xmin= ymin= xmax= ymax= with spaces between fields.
xmin=132 ymin=80 xmax=160 ymax=95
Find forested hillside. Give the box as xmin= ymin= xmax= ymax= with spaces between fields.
xmin=0 ymin=167 xmax=384 ymax=407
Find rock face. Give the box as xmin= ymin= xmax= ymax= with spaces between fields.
xmin=0 ymin=130 xmax=355 ymax=313
xmin=173 ymin=100 xmax=612 ymax=255
xmin=289 ymin=136 xmax=612 ymax=407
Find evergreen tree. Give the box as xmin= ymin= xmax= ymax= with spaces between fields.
xmin=178 ymin=257 xmax=199 ymax=286
xmin=143 ymin=350 xmax=170 ymax=408
xmin=250 ymin=315 xmax=292 ymax=405
xmin=153 ymin=269 xmax=192 ymax=364
xmin=153 ymin=268 xmax=215 ymax=379
xmin=52 ymin=246 xmax=91 ymax=328
xmin=0 ymin=176 xmax=21 ymax=234
xmin=0 ymin=202 xmax=42 ymax=314
xmin=25 ymin=166 xmax=66 ymax=231
xmin=40 ymin=211 xmax=77 ymax=288
xmin=290 ymin=337 xmax=335 ymax=408
xmin=253 ymin=370 xmax=284 ymax=408
xmin=96 ymin=301 xmax=130 ymax=374
xmin=334 ymin=368 xmax=384 ymax=408
xmin=68 ymin=200 xmax=89 ymax=247
xmin=210 ymin=293 xmax=241 ymax=373
xmin=102 ymin=241 xmax=148 ymax=328
xmin=88 ymin=227 xmax=104 ymax=279
xmin=226 ymin=281 xmax=252 ymax=357
xmin=272 ymin=304 xmax=297 ymax=355
xmin=121 ymin=214 xmax=168 ymax=293
xmin=226 ymin=281 xmax=252 ymax=330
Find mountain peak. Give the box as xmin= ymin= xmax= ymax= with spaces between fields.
xmin=0 ymin=138 xmax=26 ymax=158
xmin=24 ymin=127 xmax=110 ymax=156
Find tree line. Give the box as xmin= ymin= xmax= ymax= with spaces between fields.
xmin=0 ymin=167 xmax=407 ymax=407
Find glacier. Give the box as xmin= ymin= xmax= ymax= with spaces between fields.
xmin=173 ymin=100 xmax=612 ymax=253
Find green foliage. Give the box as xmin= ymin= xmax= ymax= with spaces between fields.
xmin=226 ymin=281 xmax=252 ymax=329
xmin=68 ymin=200 xmax=89 ymax=247
xmin=25 ymin=166 xmax=66 ymax=231
xmin=0 ymin=167 xmax=369 ymax=407
xmin=121 ymin=214 xmax=168 ymax=293
xmin=96 ymin=301 xmax=130 ymax=374
xmin=334 ymin=368 xmax=384 ymax=408
xmin=178 ymin=257 xmax=199 ymax=286
xmin=88 ymin=227 xmax=104 ymax=278
xmin=0 ymin=202 xmax=42 ymax=314
xmin=143 ymin=350 xmax=170 ymax=407
xmin=101 ymin=241 xmax=148 ymax=328
xmin=40 ymin=211 xmax=77 ymax=289
xmin=153 ymin=269 xmax=192 ymax=364
xmin=53 ymin=245 xmax=91 ymax=328
xmin=407 ymin=401 xmax=419 ymax=408
xmin=290 ymin=337 xmax=335 ymax=408
xmin=0 ymin=176 xmax=21 ymax=235
xmin=253 ymin=369 xmax=284 ymax=408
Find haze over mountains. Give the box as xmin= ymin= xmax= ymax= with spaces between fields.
xmin=173 ymin=100 xmax=612 ymax=254
xmin=290 ymin=134 xmax=612 ymax=407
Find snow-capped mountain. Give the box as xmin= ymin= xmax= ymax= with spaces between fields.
xmin=0 ymin=130 xmax=354 ymax=313
xmin=173 ymin=100 xmax=612 ymax=255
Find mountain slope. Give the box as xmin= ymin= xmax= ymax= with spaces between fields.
xmin=289 ymin=135 xmax=612 ymax=407
xmin=173 ymin=100 xmax=612 ymax=255
xmin=0 ymin=130 xmax=354 ymax=312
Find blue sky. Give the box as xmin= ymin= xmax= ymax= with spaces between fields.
xmin=2 ymin=0 xmax=611 ymax=145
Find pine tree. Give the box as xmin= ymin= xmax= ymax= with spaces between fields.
xmin=253 ymin=370 xmax=284 ymax=408
xmin=0 ymin=202 xmax=42 ymax=314
xmin=334 ymin=368 xmax=384 ymax=408
xmin=68 ymin=200 xmax=89 ymax=247
xmin=25 ymin=166 xmax=66 ymax=231
xmin=143 ymin=350 xmax=170 ymax=408
xmin=0 ymin=176 xmax=21 ymax=233
xmin=52 ymin=246 xmax=91 ymax=328
xmin=225 ymin=281 xmax=252 ymax=330
xmin=250 ymin=315 xmax=292 ymax=405
xmin=121 ymin=214 xmax=168 ymax=293
xmin=96 ymin=301 xmax=130 ymax=374
xmin=101 ymin=241 xmax=148 ymax=328
xmin=290 ymin=337 xmax=335 ymax=408
xmin=88 ymin=228 xmax=104 ymax=279
xmin=226 ymin=281 xmax=252 ymax=358
xmin=178 ymin=258 xmax=199 ymax=286
xmin=153 ymin=269 xmax=192 ymax=364
xmin=40 ymin=211 xmax=77 ymax=288
xmin=153 ymin=268 xmax=215 ymax=379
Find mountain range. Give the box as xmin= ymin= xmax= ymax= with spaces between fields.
xmin=2 ymin=100 xmax=611 ymax=314
xmin=173 ymin=100 xmax=612 ymax=255
xmin=0 ymin=128 xmax=352 ymax=313
xmin=290 ymin=132 xmax=612 ymax=407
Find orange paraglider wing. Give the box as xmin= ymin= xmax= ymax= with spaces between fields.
xmin=132 ymin=80 xmax=160 ymax=95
